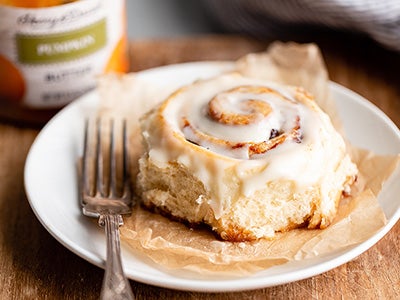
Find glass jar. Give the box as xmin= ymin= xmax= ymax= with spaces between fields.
xmin=0 ymin=0 xmax=129 ymax=126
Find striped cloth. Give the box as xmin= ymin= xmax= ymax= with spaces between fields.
xmin=204 ymin=0 xmax=400 ymax=51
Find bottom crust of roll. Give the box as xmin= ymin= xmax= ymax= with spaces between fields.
xmin=136 ymin=157 xmax=356 ymax=242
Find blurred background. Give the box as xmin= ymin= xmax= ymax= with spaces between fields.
xmin=126 ymin=0 xmax=400 ymax=53
xmin=126 ymin=0 xmax=216 ymax=39
xmin=1 ymin=0 xmax=399 ymax=126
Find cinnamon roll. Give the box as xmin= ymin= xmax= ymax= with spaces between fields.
xmin=136 ymin=73 xmax=358 ymax=242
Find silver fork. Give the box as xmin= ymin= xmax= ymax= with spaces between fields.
xmin=80 ymin=118 xmax=135 ymax=300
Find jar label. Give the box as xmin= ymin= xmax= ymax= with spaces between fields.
xmin=16 ymin=18 xmax=107 ymax=64
xmin=0 ymin=0 xmax=127 ymax=108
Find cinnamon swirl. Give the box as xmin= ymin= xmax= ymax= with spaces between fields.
xmin=136 ymin=73 xmax=358 ymax=242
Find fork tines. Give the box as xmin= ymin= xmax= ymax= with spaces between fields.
xmin=80 ymin=118 xmax=132 ymax=218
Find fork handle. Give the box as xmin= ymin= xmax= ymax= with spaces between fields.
xmin=99 ymin=214 xmax=135 ymax=300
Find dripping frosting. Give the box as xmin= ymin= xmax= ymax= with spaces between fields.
xmin=140 ymin=73 xmax=355 ymax=218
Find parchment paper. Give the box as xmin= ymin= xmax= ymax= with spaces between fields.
xmin=97 ymin=42 xmax=400 ymax=275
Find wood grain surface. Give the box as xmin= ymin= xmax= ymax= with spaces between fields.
xmin=0 ymin=35 xmax=399 ymax=299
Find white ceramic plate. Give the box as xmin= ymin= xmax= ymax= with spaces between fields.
xmin=24 ymin=62 xmax=400 ymax=292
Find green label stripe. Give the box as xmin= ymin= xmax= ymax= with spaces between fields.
xmin=17 ymin=18 xmax=107 ymax=64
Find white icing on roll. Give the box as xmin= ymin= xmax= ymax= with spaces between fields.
xmin=141 ymin=73 xmax=355 ymax=218
xmin=182 ymin=85 xmax=305 ymax=159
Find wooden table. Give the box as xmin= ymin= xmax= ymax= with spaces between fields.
xmin=1 ymin=35 xmax=399 ymax=299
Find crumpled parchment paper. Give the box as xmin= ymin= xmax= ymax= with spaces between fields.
xmin=97 ymin=42 xmax=400 ymax=275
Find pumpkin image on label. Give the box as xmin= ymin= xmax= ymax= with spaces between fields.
xmin=0 ymin=0 xmax=128 ymax=112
